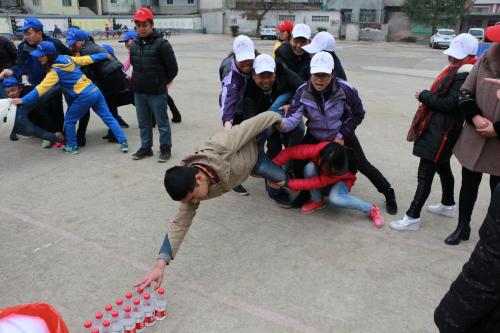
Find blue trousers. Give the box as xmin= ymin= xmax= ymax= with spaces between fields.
xmin=65 ymin=88 xmax=127 ymax=148
xmin=135 ymin=92 xmax=171 ymax=149
xmin=304 ymin=162 xmax=372 ymax=213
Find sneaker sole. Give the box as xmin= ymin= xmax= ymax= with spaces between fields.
xmin=133 ymin=155 xmax=153 ymax=160
xmin=232 ymin=191 xmax=249 ymax=196
xmin=427 ymin=208 xmax=456 ymax=218
xmin=158 ymin=159 xmax=170 ymax=163
xmin=389 ymin=223 xmax=420 ymax=231
xmin=301 ymin=204 xmax=327 ymax=215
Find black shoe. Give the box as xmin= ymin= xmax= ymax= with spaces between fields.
xmin=384 ymin=188 xmax=398 ymax=215
xmin=158 ymin=145 xmax=171 ymax=163
xmin=10 ymin=131 xmax=18 ymax=141
xmin=291 ymin=190 xmax=310 ymax=208
xmin=103 ymin=131 xmax=118 ymax=143
xmin=171 ymin=108 xmax=182 ymax=123
xmin=77 ymin=136 xmax=86 ymax=147
xmin=132 ymin=147 xmax=154 ymax=160
xmin=118 ymin=118 xmax=129 ymax=128
xmin=232 ymin=185 xmax=249 ymax=196
xmin=445 ymin=223 xmax=471 ymax=245
xmin=272 ymin=190 xmax=292 ymax=208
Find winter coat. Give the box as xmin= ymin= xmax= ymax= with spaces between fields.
xmin=158 ymin=112 xmax=282 ymax=263
xmin=11 ymin=35 xmax=71 ymax=85
xmin=219 ymin=56 xmax=251 ymax=124
xmin=130 ymin=30 xmax=178 ymax=95
xmin=453 ymin=43 xmax=500 ymax=176
xmin=434 ymin=184 xmax=500 ymax=333
xmin=242 ymin=61 xmax=304 ymax=120
xmin=0 ymin=36 xmax=17 ymax=72
xmin=282 ymin=79 xmax=365 ymax=142
xmin=275 ymin=42 xmax=311 ymax=81
xmin=79 ymin=38 xmax=123 ymax=83
xmin=412 ymin=64 xmax=473 ymax=163
xmin=272 ymin=141 xmax=357 ymax=191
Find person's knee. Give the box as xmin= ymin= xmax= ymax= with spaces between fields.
xmin=303 ymin=162 xmax=317 ymax=177
xmin=329 ymin=192 xmax=349 ymax=208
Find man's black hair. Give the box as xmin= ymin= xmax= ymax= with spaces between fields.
xmin=164 ymin=166 xmax=199 ymax=201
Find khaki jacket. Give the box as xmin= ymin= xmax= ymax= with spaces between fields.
xmin=453 ymin=43 xmax=500 ymax=176
xmin=164 ymin=111 xmax=282 ymax=261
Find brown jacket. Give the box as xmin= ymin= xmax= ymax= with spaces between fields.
xmin=163 ymin=111 xmax=282 ymax=262
xmin=453 ymin=43 xmax=500 ymax=176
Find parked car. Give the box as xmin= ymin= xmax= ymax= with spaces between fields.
xmin=429 ymin=29 xmax=456 ymax=49
xmin=260 ymin=25 xmax=278 ymax=40
xmin=468 ymin=28 xmax=485 ymax=41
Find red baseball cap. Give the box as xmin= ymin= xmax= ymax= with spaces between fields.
xmin=133 ymin=7 xmax=154 ymax=22
xmin=277 ymin=20 xmax=294 ymax=32
xmin=486 ymin=25 xmax=500 ymax=42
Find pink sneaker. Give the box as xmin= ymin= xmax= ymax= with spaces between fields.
xmin=300 ymin=200 xmax=327 ymax=214
xmin=52 ymin=142 xmax=64 ymax=149
xmin=369 ymin=204 xmax=384 ymax=228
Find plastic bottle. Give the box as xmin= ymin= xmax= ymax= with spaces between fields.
xmin=135 ymin=287 xmax=144 ymax=302
xmin=102 ymin=320 xmax=111 ymax=333
xmin=94 ymin=312 xmax=104 ymax=331
xmin=83 ymin=320 xmax=93 ymax=333
xmin=104 ymin=304 xmax=113 ymax=322
xmin=132 ymin=299 xmax=145 ymax=333
xmin=155 ymin=288 xmax=167 ymax=321
xmin=122 ymin=306 xmax=136 ymax=333
xmin=110 ymin=311 xmax=123 ymax=333
xmin=124 ymin=291 xmax=133 ymax=307
xmin=115 ymin=299 xmax=124 ymax=318
xmin=91 ymin=329 xmax=99 ymax=333
xmin=142 ymin=293 xmax=156 ymax=327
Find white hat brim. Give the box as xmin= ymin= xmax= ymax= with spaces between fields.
xmin=302 ymin=43 xmax=321 ymax=54
xmin=235 ymin=52 xmax=256 ymax=62
xmin=443 ymin=47 xmax=467 ymax=60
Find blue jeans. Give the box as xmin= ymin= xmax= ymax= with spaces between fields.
xmin=135 ymin=92 xmax=171 ymax=149
xmin=65 ymin=88 xmax=127 ymax=148
xmin=304 ymin=162 xmax=372 ymax=213
xmin=252 ymin=150 xmax=287 ymax=183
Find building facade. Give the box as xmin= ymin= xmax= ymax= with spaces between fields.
xmin=101 ymin=0 xmax=199 ymax=15
xmin=461 ymin=0 xmax=500 ymax=31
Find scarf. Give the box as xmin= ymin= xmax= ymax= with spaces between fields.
xmin=407 ymin=56 xmax=477 ymax=142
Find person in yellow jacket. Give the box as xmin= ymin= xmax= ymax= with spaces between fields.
xmin=11 ymin=41 xmax=128 ymax=155
xmin=273 ymin=20 xmax=294 ymax=59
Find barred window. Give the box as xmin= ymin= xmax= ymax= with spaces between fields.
xmin=311 ymin=15 xmax=329 ymax=22
xmin=62 ymin=0 xmax=72 ymax=6
xmin=278 ymin=15 xmax=295 ymax=22
xmin=359 ymin=9 xmax=377 ymax=23
xmin=341 ymin=9 xmax=352 ymax=23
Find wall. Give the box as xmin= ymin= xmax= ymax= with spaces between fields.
xmin=359 ymin=24 xmax=388 ymax=41
xmin=102 ymin=0 xmax=198 ymax=15
xmin=199 ymin=0 xmax=225 ymax=33
xmin=42 ymin=0 xmax=79 ymax=15
xmin=345 ymin=23 xmax=359 ymax=41
xmin=71 ymin=18 xmax=113 ymax=31
xmin=225 ymin=9 xmax=341 ymax=37
xmin=327 ymin=0 xmax=383 ymax=23
xmin=386 ymin=10 xmax=412 ymax=41
xmin=0 ymin=17 xmax=12 ymax=34
xmin=14 ymin=17 xmax=70 ymax=32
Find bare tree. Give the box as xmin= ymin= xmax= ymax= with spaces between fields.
xmin=242 ymin=0 xmax=289 ymax=36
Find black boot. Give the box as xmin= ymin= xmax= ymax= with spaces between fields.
xmin=444 ymin=221 xmax=471 ymax=245
xmin=384 ymin=188 xmax=398 ymax=215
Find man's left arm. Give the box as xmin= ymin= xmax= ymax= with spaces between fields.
xmin=339 ymin=83 xmax=365 ymax=140
xmin=51 ymin=38 xmax=71 ymax=56
xmin=159 ymin=40 xmax=178 ymax=84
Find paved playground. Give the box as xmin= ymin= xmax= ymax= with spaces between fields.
xmin=0 ymin=33 xmax=492 ymax=332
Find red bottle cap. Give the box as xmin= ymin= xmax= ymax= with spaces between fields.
xmin=104 ymin=304 xmax=112 ymax=312
xmin=136 ymin=287 xmax=143 ymax=294
xmin=111 ymin=311 xmax=119 ymax=318
xmin=91 ymin=329 xmax=99 ymax=333
xmin=133 ymin=299 xmax=140 ymax=306
xmin=84 ymin=321 xmax=92 ymax=328
xmin=124 ymin=306 xmax=131 ymax=312
xmin=143 ymin=293 xmax=150 ymax=300
xmin=125 ymin=291 xmax=132 ymax=299
xmin=103 ymin=320 xmax=111 ymax=327
xmin=115 ymin=298 xmax=123 ymax=306
xmin=157 ymin=288 xmax=165 ymax=295
xmin=95 ymin=312 xmax=103 ymax=320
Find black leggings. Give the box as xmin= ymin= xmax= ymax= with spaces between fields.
xmin=407 ymin=158 xmax=455 ymax=219
xmin=458 ymin=167 xmax=500 ymax=225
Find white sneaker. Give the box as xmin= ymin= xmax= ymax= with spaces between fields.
xmin=427 ymin=203 xmax=456 ymax=218
xmin=390 ymin=214 xmax=421 ymax=231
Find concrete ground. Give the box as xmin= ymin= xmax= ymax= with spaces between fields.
xmin=0 ymin=34 xmax=493 ymax=332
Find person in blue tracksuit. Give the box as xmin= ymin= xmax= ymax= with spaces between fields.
xmin=11 ymin=41 xmax=129 ymax=155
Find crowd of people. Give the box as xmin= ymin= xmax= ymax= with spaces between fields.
xmin=2 ymin=7 xmax=500 ymax=331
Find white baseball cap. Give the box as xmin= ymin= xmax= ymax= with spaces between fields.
xmin=310 ymin=51 xmax=335 ymax=74
xmin=253 ymin=54 xmax=276 ymax=74
xmin=233 ymin=35 xmax=256 ymax=62
xmin=302 ymin=31 xmax=336 ymax=54
xmin=292 ymin=24 xmax=311 ymax=40
xmin=443 ymin=33 xmax=479 ymax=60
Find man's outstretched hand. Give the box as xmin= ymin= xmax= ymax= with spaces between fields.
xmin=134 ymin=259 xmax=167 ymax=291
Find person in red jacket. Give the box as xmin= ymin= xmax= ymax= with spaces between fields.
xmin=270 ymin=142 xmax=384 ymax=227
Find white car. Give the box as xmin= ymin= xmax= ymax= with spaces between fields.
xmin=260 ymin=25 xmax=278 ymax=40
xmin=430 ymin=29 xmax=456 ymax=49
xmin=468 ymin=28 xmax=485 ymax=41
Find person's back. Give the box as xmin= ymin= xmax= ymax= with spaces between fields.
xmin=0 ymin=36 xmax=16 ymax=73
xmin=79 ymin=37 xmax=122 ymax=83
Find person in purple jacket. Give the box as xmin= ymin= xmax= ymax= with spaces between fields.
xmin=219 ymin=34 xmax=256 ymax=196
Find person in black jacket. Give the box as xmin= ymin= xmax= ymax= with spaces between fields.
xmin=66 ymin=28 xmax=132 ymax=144
xmin=0 ymin=18 xmax=70 ymax=146
xmin=243 ymin=53 xmax=305 ymax=207
xmin=129 ymin=7 xmax=178 ymax=162
xmin=275 ymin=23 xmax=312 ymax=81
xmin=0 ymin=36 xmax=17 ymax=99
xmin=390 ymin=34 xmax=478 ymax=231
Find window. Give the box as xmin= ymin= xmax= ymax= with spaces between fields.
xmin=341 ymin=9 xmax=352 ymax=23
xmin=359 ymin=9 xmax=377 ymax=23
xmin=278 ymin=14 xmax=295 ymax=22
xmin=110 ymin=0 xmax=117 ymax=3
xmin=471 ymin=6 xmax=490 ymax=14
xmin=62 ymin=0 xmax=72 ymax=6
xmin=166 ymin=0 xmax=173 ymax=4
xmin=188 ymin=0 xmax=194 ymax=3
xmin=312 ymin=15 xmax=329 ymax=22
